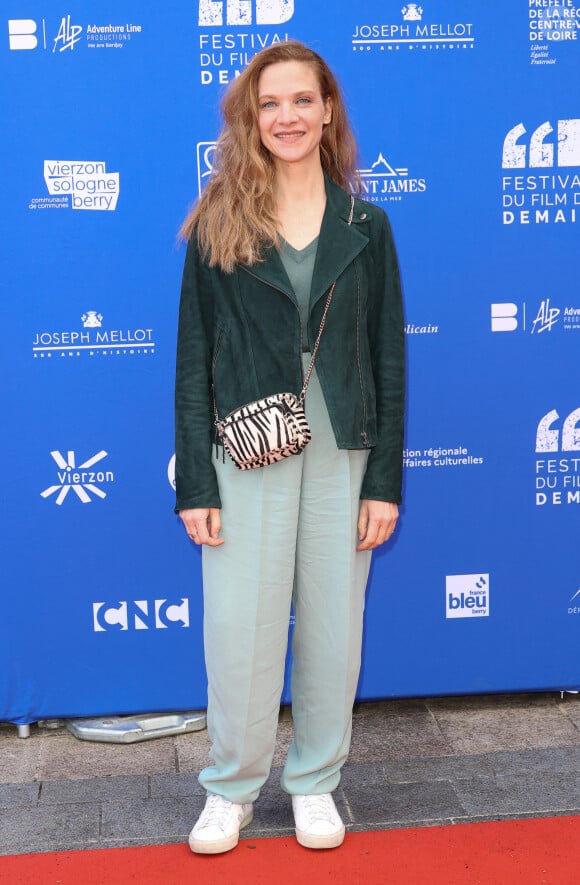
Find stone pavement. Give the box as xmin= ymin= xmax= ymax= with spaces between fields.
xmin=2 ymin=693 xmax=580 ymax=856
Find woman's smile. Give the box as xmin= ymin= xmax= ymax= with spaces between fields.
xmin=258 ymin=60 xmax=332 ymax=168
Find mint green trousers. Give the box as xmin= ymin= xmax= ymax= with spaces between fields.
xmin=200 ymin=359 xmax=371 ymax=804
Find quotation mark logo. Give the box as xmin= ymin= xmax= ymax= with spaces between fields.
xmin=502 ymin=120 xmax=580 ymax=169
xmin=536 ymin=409 xmax=580 ymax=453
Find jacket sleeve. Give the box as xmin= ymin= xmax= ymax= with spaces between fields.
xmin=360 ymin=209 xmax=405 ymax=504
xmin=174 ymin=236 xmax=222 ymax=512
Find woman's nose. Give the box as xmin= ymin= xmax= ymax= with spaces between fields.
xmin=276 ymin=101 xmax=299 ymax=125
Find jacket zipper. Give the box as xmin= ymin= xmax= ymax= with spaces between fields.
xmin=211 ymin=328 xmax=225 ymax=461
xmin=241 ymin=268 xmax=305 ymax=386
xmin=212 ymin=327 xmax=225 ymax=375
xmin=354 ymin=259 xmax=369 ymax=447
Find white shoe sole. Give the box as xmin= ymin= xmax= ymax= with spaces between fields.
xmin=295 ymin=823 xmax=346 ymax=850
xmin=188 ymin=807 xmax=253 ymax=854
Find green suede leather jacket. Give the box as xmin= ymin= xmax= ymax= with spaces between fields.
xmin=174 ymin=176 xmax=405 ymax=511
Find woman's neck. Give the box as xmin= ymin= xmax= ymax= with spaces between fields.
xmin=273 ymin=161 xmax=326 ymax=213
xmin=273 ymin=161 xmax=327 ymax=250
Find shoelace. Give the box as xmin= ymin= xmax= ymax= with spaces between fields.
xmin=302 ymin=794 xmax=334 ymax=824
xmin=199 ymin=795 xmax=233 ymax=828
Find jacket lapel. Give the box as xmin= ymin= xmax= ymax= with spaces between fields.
xmin=309 ymin=177 xmax=369 ymax=310
xmin=239 ymin=246 xmax=297 ymax=304
xmin=239 ymin=176 xmax=368 ymax=310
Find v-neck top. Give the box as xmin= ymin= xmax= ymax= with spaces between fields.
xmin=278 ymin=236 xmax=319 ymax=352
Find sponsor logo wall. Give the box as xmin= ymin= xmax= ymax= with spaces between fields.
xmin=2 ymin=1 xmax=579 ymax=725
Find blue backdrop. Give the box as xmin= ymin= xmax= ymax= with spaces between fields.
xmin=2 ymin=2 xmax=579 ymax=725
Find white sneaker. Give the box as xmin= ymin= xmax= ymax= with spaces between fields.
xmin=291 ymin=793 xmax=346 ymax=849
xmin=188 ymin=794 xmax=253 ymax=854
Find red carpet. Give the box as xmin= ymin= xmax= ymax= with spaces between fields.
xmin=2 ymin=816 xmax=580 ymax=884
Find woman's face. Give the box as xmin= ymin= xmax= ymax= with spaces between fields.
xmin=257 ymin=60 xmax=332 ymax=170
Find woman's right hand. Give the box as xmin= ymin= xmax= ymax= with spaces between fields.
xmin=179 ymin=508 xmax=224 ymax=547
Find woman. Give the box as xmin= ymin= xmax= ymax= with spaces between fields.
xmin=175 ymin=41 xmax=404 ymax=854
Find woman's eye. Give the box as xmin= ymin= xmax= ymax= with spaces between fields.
xmin=260 ymin=101 xmax=276 ymax=110
xmin=296 ymin=97 xmax=312 ymax=105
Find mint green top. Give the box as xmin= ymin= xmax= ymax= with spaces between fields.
xmin=279 ymin=236 xmax=319 ymax=352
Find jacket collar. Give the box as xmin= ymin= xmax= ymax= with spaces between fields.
xmin=240 ymin=175 xmax=369 ymax=310
xmin=310 ymin=175 xmax=368 ymax=309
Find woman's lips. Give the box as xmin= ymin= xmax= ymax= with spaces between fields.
xmin=274 ymin=131 xmax=305 ymax=139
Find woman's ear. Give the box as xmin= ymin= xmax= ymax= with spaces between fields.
xmin=323 ymin=97 xmax=333 ymax=126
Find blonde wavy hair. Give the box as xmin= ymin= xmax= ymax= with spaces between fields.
xmin=181 ymin=40 xmax=361 ymax=272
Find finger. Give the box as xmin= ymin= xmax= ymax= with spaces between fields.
xmin=208 ymin=510 xmax=222 ymax=540
xmin=357 ymin=518 xmax=379 ymax=551
xmin=195 ymin=517 xmax=224 ymax=548
xmin=192 ymin=518 xmax=211 ymax=544
xmin=378 ymin=523 xmax=398 ymax=547
xmin=187 ymin=528 xmax=202 ymax=546
xmin=182 ymin=518 xmax=199 ymax=544
xmin=358 ymin=520 xmax=397 ymax=551
xmin=182 ymin=514 xmax=224 ymax=547
xmin=180 ymin=514 xmax=195 ymax=533
xmin=357 ymin=504 xmax=369 ymax=541
xmin=373 ymin=528 xmax=389 ymax=548
xmin=180 ymin=511 xmax=204 ymax=535
xmin=202 ymin=528 xmax=224 ymax=547
xmin=377 ymin=518 xmax=398 ymax=543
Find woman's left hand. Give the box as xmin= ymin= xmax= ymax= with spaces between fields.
xmin=357 ymin=500 xmax=399 ymax=551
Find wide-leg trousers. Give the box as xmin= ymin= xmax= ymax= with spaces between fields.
xmin=200 ymin=356 xmax=372 ymax=804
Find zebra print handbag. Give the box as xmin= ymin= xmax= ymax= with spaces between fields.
xmin=215 ymin=390 xmax=312 ymax=470
xmin=214 ymin=197 xmax=354 ymax=470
